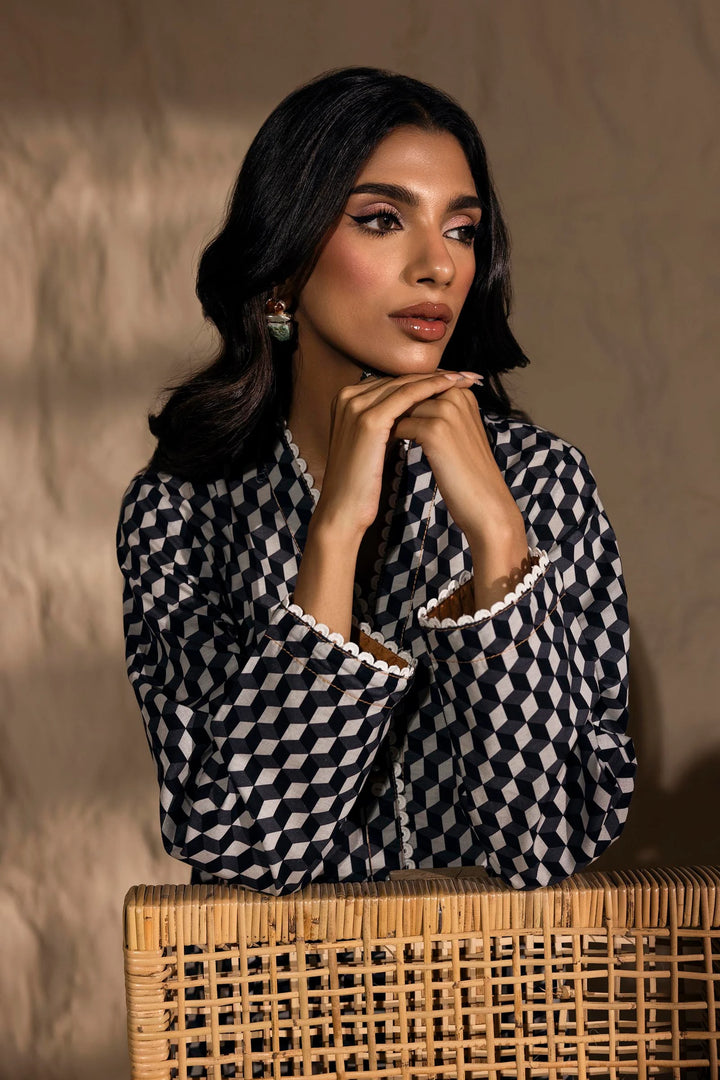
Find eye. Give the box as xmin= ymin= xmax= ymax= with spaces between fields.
xmin=349 ymin=210 xmax=402 ymax=236
xmin=347 ymin=210 xmax=481 ymax=245
xmin=445 ymin=223 xmax=480 ymax=246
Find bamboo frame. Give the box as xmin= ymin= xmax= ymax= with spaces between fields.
xmin=123 ymin=865 xmax=720 ymax=1078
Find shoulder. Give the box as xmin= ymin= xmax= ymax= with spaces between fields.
xmin=481 ymin=410 xmax=597 ymax=495
xmin=116 ymin=466 xmax=237 ymax=556
xmin=483 ymin=408 xmax=591 ymax=481
xmin=480 ymin=411 xmax=611 ymax=549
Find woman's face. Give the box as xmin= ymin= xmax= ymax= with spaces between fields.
xmin=292 ymin=125 xmax=482 ymax=377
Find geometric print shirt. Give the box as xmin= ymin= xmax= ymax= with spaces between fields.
xmin=115 ymin=409 xmax=637 ymax=895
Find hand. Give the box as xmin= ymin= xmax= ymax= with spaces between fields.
xmin=390 ymin=383 xmax=527 ymax=554
xmin=313 ymin=370 xmax=480 ymax=542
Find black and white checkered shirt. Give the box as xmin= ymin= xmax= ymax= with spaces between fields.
xmin=116 ymin=410 xmax=636 ymax=895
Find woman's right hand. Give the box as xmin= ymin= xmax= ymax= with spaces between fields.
xmin=313 ymin=369 xmax=482 ymax=541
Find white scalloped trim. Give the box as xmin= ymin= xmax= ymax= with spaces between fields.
xmin=388 ymin=728 xmax=414 ymax=869
xmin=357 ymin=620 xmax=414 ymax=670
xmin=370 ymin=454 xmax=405 ymax=592
xmin=281 ymin=596 xmax=414 ymax=677
xmin=418 ymin=547 xmax=550 ymax=628
xmin=283 ymin=424 xmax=321 ymax=504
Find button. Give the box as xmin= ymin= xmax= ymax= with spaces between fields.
xmin=370 ymin=782 xmax=386 ymax=797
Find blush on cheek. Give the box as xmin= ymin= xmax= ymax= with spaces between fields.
xmin=321 ymin=232 xmax=381 ymax=289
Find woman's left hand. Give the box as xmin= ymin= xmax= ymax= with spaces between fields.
xmin=391 ymin=377 xmax=532 ymax=602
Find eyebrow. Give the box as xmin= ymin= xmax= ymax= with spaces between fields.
xmin=349 ymin=182 xmax=482 ymax=213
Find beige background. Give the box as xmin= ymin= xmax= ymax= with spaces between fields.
xmin=1 ymin=1 xmax=718 ymax=1074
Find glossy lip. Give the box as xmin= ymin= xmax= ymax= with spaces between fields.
xmin=388 ymin=302 xmax=453 ymax=323
xmin=390 ymin=317 xmax=448 ymax=342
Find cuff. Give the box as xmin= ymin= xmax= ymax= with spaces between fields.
xmin=277 ymin=594 xmax=416 ymax=679
xmin=416 ymin=548 xmax=558 ymax=665
xmin=419 ymin=547 xmax=549 ymax=627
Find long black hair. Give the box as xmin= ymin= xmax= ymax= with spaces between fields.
xmin=148 ymin=66 xmax=532 ymax=481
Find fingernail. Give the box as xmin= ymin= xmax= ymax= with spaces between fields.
xmin=458 ymin=370 xmax=482 ymax=381
xmin=442 ymin=372 xmax=464 ymax=380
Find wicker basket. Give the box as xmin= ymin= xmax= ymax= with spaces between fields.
xmin=123 ymin=865 xmax=720 ymax=1078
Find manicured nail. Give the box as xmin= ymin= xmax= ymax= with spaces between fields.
xmin=458 ymin=370 xmax=482 ymax=380
xmin=442 ymin=372 xmax=464 ymax=380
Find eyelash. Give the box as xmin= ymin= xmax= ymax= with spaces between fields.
xmin=349 ymin=209 xmax=480 ymax=245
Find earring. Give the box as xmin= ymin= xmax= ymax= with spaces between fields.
xmin=265 ymin=298 xmax=295 ymax=342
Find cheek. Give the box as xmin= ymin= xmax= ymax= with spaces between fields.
xmin=456 ymin=257 xmax=476 ymax=301
xmin=316 ymin=233 xmax=387 ymax=296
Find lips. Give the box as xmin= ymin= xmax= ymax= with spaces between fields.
xmin=388 ymin=302 xmax=453 ymax=343
xmin=389 ymin=303 xmax=453 ymax=323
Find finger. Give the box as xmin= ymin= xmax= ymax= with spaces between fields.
xmin=355 ymin=368 xmax=473 ymax=386
xmin=363 ymin=374 xmax=481 ymax=422
xmin=398 ymin=384 xmax=480 ymax=411
xmin=349 ymin=371 xmax=477 ymax=412
xmin=390 ymin=387 xmax=480 ymax=432
xmin=357 ymin=369 xmax=482 ymax=392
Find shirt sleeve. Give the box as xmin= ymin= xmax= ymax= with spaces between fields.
xmin=415 ymin=445 xmax=637 ymax=889
xmin=116 ymin=470 xmax=416 ymax=895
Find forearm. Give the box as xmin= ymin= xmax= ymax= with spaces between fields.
xmin=291 ymin=514 xmax=363 ymax=641
xmin=467 ymin=517 xmax=533 ymax=612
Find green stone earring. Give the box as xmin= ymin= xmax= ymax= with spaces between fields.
xmin=265 ymin=298 xmax=294 ymax=342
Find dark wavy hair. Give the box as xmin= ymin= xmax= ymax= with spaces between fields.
xmin=148 ymin=66 xmax=532 ymax=481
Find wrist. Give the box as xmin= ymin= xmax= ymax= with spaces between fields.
xmin=467 ymin=526 xmax=532 ymax=611
xmin=307 ymin=512 xmax=364 ymax=552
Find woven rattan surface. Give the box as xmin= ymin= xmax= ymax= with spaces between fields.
xmin=123 ymin=865 xmax=720 ymax=1079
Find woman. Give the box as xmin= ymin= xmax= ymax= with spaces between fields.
xmin=116 ymin=66 xmax=636 ymax=896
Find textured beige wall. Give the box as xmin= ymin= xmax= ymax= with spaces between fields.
xmin=1 ymin=1 xmax=717 ymax=1074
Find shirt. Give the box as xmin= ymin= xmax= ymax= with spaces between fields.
xmin=115 ymin=409 xmax=637 ymax=895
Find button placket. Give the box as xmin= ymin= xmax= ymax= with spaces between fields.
xmin=387 ymin=727 xmax=415 ymax=871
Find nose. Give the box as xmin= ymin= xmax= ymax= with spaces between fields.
xmin=405 ymin=225 xmax=455 ymax=288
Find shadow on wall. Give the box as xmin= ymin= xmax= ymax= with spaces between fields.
xmin=592 ymin=619 xmax=720 ymax=873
